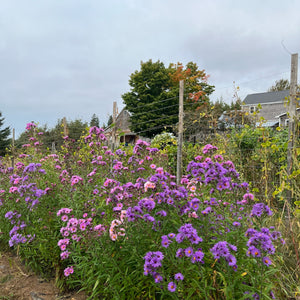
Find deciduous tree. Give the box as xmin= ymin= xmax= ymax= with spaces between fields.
xmin=122 ymin=60 xmax=214 ymax=138
xmin=268 ymin=79 xmax=290 ymax=92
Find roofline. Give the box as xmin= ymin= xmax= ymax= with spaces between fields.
xmin=242 ymin=101 xmax=284 ymax=106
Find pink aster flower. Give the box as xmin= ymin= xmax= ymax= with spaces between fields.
xmin=61 ymin=215 xmax=68 ymax=222
xmin=79 ymin=223 xmax=86 ymax=231
xmin=113 ymin=202 xmax=123 ymax=211
xmin=64 ymin=266 xmax=74 ymax=277
xmin=144 ymin=181 xmax=156 ymax=192
xmin=60 ymin=250 xmax=70 ymax=260
xmin=110 ymin=233 xmax=117 ymax=241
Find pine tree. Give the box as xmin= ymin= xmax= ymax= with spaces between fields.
xmin=0 ymin=112 xmax=11 ymax=156
xmin=107 ymin=115 xmax=113 ymax=127
xmin=90 ymin=114 xmax=100 ymax=127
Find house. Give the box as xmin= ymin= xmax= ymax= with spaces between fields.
xmin=276 ymin=107 xmax=300 ymax=128
xmin=105 ymin=108 xmax=139 ymax=146
xmin=241 ymin=90 xmax=290 ymax=127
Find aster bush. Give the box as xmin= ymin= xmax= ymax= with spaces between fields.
xmin=0 ymin=123 xmax=288 ymax=299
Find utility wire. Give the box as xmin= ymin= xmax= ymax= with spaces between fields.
xmin=131 ymin=104 xmax=179 ymax=117
xmin=126 ymin=96 xmax=178 ymax=109
xmin=133 ymin=114 xmax=178 ymax=126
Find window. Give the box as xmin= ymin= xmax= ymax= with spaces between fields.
xmin=250 ymin=106 xmax=259 ymax=114
xmin=285 ymin=119 xmax=289 ymax=127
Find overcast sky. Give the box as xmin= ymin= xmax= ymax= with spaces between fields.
xmin=1 ymin=0 xmax=299 ymax=137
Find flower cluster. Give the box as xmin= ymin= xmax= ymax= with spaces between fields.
xmin=245 ymin=227 xmax=282 ymax=266
xmin=210 ymin=241 xmax=238 ymax=270
xmin=251 ymin=203 xmax=273 ymax=217
xmin=143 ymin=251 xmax=164 ymax=282
xmin=109 ymin=211 xmax=126 ymax=241
xmin=57 ymin=208 xmax=107 ymax=276
xmin=70 ymin=175 xmax=83 ymax=186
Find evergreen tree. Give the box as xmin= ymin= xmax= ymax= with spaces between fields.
xmin=0 ymin=112 xmax=11 ymax=156
xmin=90 ymin=114 xmax=100 ymax=127
xmin=107 ymin=115 xmax=113 ymax=127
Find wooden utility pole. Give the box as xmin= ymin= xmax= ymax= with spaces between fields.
xmin=287 ymin=54 xmax=298 ymax=182
xmin=177 ymin=80 xmax=184 ymax=185
xmin=51 ymin=142 xmax=56 ymax=153
xmin=11 ymin=128 xmax=15 ymax=168
xmin=112 ymin=101 xmax=117 ymax=151
xmin=63 ymin=117 xmax=68 ymax=137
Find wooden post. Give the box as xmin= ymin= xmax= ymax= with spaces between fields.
xmin=51 ymin=142 xmax=56 ymax=153
xmin=177 ymin=80 xmax=184 ymax=185
xmin=112 ymin=101 xmax=117 ymax=151
xmin=287 ymin=53 xmax=298 ymax=202
xmin=63 ymin=117 xmax=68 ymax=137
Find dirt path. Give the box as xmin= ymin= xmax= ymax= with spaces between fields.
xmin=0 ymin=252 xmax=87 ymax=300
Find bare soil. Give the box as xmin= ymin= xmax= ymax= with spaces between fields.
xmin=0 ymin=252 xmax=87 ymax=300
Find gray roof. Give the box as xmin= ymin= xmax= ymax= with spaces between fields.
xmin=243 ymin=90 xmax=289 ymax=105
xmin=255 ymin=120 xmax=279 ymax=127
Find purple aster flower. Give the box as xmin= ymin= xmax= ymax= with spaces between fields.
xmin=228 ymin=244 xmax=237 ymax=252
xmin=144 ymin=214 xmax=155 ymax=223
xmin=247 ymin=246 xmax=261 ymax=257
xmin=161 ymin=235 xmax=172 ymax=248
xmin=144 ymin=199 xmax=156 ymax=211
xmin=251 ymin=203 xmax=273 ymax=217
xmin=151 ymin=257 xmax=162 ymax=268
xmin=210 ymin=241 xmax=229 ymax=259
xmin=174 ymin=273 xmax=184 ymax=281
xmin=154 ymin=273 xmax=163 ymax=283
xmin=262 ymin=256 xmax=272 ymax=266
xmin=226 ymin=254 xmax=237 ymax=266
xmin=270 ymin=231 xmax=281 ymax=240
xmin=191 ymin=250 xmax=204 ymax=263
xmin=156 ymin=210 xmax=167 ymax=217
xmin=176 ymin=248 xmax=184 ymax=258
xmin=233 ymin=221 xmax=241 ymax=227
xmin=5 ymin=211 xmax=14 ymax=219
xmin=245 ymin=228 xmax=257 ymax=238
xmin=185 ymin=247 xmax=194 ymax=257
xmin=190 ymin=235 xmax=203 ymax=244
xmin=155 ymin=251 xmax=164 ymax=260
xmin=201 ymin=206 xmax=212 ymax=215
xmin=175 ymin=233 xmax=185 ymax=243
xmin=252 ymin=293 xmax=260 ymax=300
xmin=168 ymin=281 xmax=177 ymax=292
